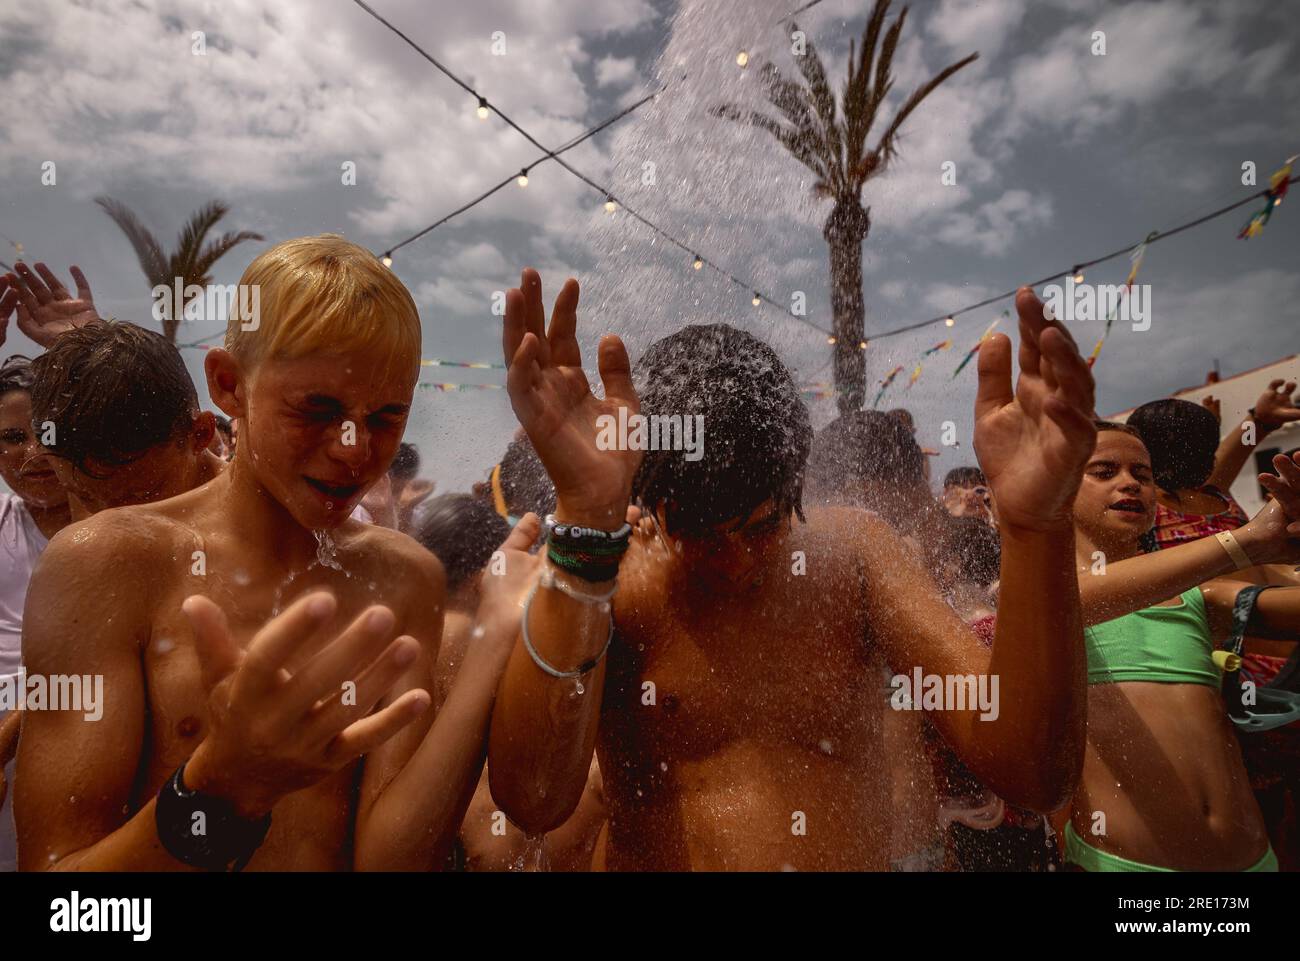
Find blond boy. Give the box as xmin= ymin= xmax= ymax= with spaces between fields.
xmin=17 ymin=236 xmax=526 ymax=870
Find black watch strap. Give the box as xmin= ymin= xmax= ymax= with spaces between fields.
xmin=155 ymin=762 xmax=272 ymax=872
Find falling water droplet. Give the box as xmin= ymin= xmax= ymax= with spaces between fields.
xmin=313 ymin=529 xmax=343 ymax=571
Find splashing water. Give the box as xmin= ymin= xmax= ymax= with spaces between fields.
xmin=313 ymin=529 xmax=344 ymax=571
xmin=511 ymin=833 xmax=551 ymax=872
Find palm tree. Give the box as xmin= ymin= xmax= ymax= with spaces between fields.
xmin=716 ymin=2 xmax=976 ymax=415
xmin=94 ymin=197 xmax=264 ymax=343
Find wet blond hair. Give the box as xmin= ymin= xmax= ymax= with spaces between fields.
xmin=225 ymin=234 xmax=421 ymax=372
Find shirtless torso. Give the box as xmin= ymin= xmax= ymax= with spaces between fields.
xmin=593 ymin=510 xmax=923 ymax=871
xmin=1073 ymin=678 xmax=1268 ymax=870
xmin=17 ymin=474 xmax=442 ymax=871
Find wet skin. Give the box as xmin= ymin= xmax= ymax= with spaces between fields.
xmin=16 ymin=348 xmax=445 ymax=871
xmin=1069 ymin=432 xmax=1271 ymax=869
xmin=591 ymin=507 xmax=939 ymax=871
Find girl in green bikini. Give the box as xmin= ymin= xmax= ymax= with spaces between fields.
xmin=1066 ymin=421 xmax=1300 ymax=871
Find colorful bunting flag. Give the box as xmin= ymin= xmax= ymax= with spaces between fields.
xmin=872 ymin=364 xmax=905 ymax=408
xmin=952 ymin=314 xmax=1005 ymax=379
xmin=1239 ymin=157 xmax=1295 ymax=240
xmin=1087 ymin=230 xmax=1156 ymax=369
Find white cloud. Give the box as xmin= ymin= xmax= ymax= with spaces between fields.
xmin=595 ymin=55 xmax=638 ymax=88
xmin=935 ymin=188 xmax=1054 ymax=256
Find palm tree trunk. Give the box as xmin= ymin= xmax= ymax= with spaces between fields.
xmin=823 ymin=199 xmax=871 ymax=416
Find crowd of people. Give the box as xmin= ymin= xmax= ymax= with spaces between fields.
xmin=0 ymin=234 xmax=1298 ymax=872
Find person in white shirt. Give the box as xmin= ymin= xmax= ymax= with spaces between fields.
xmin=0 ymin=355 xmax=73 ymax=871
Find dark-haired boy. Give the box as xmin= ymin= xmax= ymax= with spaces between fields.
xmin=30 ymin=321 xmax=224 ymax=517
xmin=489 ymin=270 xmax=1097 ymax=870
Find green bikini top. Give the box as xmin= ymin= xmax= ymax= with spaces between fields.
xmin=1084 ymin=588 xmax=1220 ymax=687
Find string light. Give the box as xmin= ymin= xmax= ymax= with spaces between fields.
xmin=353 ymin=0 xmax=1294 ymax=353
xmin=604 ymin=197 xmax=617 ymax=213
xmin=752 ymin=292 xmax=761 ymax=306
xmin=859 ymin=341 xmax=868 ymax=350
xmin=476 ymin=96 xmax=489 ymax=120
xmin=517 ymin=169 xmax=529 ymax=188
xmin=381 ymin=254 xmax=393 ymax=268
xmin=737 ymin=50 xmax=750 ymax=68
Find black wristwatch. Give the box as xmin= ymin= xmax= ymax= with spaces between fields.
xmin=155 ymin=761 xmax=272 ymax=871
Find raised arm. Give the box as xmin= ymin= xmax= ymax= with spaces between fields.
xmin=871 ymin=287 xmax=1096 ymax=814
xmin=1080 ymin=454 xmax=1300 ymax=623
xmin=354 ymin=518 xmax=539 ymax=871
xmin=487 ymin=269 xmax=640 ymax=835
xmin=1206 ymin=380 xmax=1300 ymax=492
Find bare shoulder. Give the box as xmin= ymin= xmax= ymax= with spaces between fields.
xmin=338 ymin=523 xmax=445 ymax=640
xmin=796 ymin=505 xmax=903 ymax=571
xmin=37 ymin=502 xmax=184 ymax=584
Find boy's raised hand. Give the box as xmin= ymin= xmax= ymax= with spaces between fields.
xmin=973 ymin=286 xmax=1097 ymax=532
xmin=1 ymin=263 xmax=101 ymax=348
xmin=502 ymin=268 xmax=640 ymax=528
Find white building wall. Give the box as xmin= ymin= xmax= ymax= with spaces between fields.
xmin=1109 ymin=355 xmax=1300 ymax=515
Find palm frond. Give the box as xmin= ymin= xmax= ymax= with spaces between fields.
xmin=869 ymin=51 xmax=978 ymax=181
xmin=94 ymin=196 xmax=168 ymax=286
xmin=172 ymin=201 xmax=230 ymax=276
xmin=843 ymin=0 xmax=892 ymax=171
xmin=757 ymin=61 xmax=841 ymax=189
xmin=193 ymin=230 xmax=264 ymax=279
xmin=787 ymin=22 xmax=843 ymax=182
xmin=711 ymin=104 xmax=832 ymax=182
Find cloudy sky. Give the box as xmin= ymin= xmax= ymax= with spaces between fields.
xmin=1 ymin=0 xmax=1296 ymax=491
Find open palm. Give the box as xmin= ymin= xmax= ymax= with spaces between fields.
xmin=502 ymin=269 xmax=640 ymax=527
xmin=0 ymin=262 xmax=100 ymax=349
xmin=973 ymin=287 xmax=1097 ymax=531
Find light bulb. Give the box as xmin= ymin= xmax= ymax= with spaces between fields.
xmin=737 ymin=51 xmax=750 ymax=68
xmin=944 ymin=316 xmax=955 ymax=327
xmin=381 ymin=255 xmax=393 ymax=268
xmin=604 ymin=198 xmax=617 ymax=213
xmin=517 ymin=170 xmax=529 ymax=188
xmin=476 ymin=97 xmax=489 ymax=120
xmin=752 ymin=293 xmax=761 ymax=306
xmin=859 ymin=341 xmax=868 ymax=350
xmin=827 ymin=335 xmax=837 ymax=345
xmin=1072 ymin=268 xmax=1085 ymax=284
xmin=693 ymin=256 xmax=703 ymax=270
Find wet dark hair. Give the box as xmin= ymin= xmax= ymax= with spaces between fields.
xmin=414 ymin=493 xmax=510 ymax=592
xmin=934 ymin=515 xmax=1001 ymax=587
xmin=29 ymin=321 xmax=198 ymax=476
xmin=390 ymin=441 xmax=420 ymax=480
xmin=498 ymin=434 xmax=556 ymax=517
xmin=1125 ymin=400 xmax=1217 ymax=494
xmin=806 ymin=410 xmax=932 ymax=529
xmin=943 ymin=466 xmax=986 ymax=489
xmin=631 ymin=324 xmax=811 ymax=537
xmin=0 ymin=355 xmax=35 ymax=399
